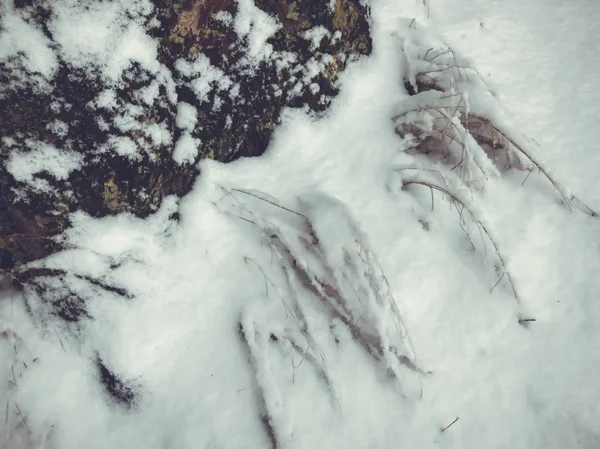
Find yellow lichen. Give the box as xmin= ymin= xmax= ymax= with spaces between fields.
xmin=332 ymin=0 xmax=360 ymax=35
xmin=286 ymin=2 xmax=300 ymax=21
xmin=172 ymin=5 xmax=203 ymax=39
xmin=103 ymin=176 xmax=128 ymax=213
xmin=169 ymin=31 xmax=185 ymax=45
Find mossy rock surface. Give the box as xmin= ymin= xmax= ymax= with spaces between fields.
xmin=0 ymin=0 xmax=371 ymax=270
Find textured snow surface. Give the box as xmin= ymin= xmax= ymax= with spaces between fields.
xmin=1 ymin=0 xmax=600 ymax=448
xmin=6 ymin=141 xmax=83 ymax=184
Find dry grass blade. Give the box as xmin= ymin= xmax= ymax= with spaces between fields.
xmin=466 ymin=114 xmax=598 ymax=216
xmin=403 ymin=180 xmax=520 ymax=303
xmin=393 ymin=103 xmax=491 ymax=181
xmin=238 ymin=320 xmax=281 ymax=449
xmin=391 ymin=99 xmax=465 ymax=123
xmin=231 ymin=188 xmax=308 ymax=219
xmin=424 ymin=48 xmax=456 ymax=63
xmin=0 ymin=268 xmax=24 ymax=287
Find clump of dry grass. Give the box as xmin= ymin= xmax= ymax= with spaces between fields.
xmin=1 ymin=327 xmax=42 ymax=448
xmin=223 ymin=187 xmax=421 ymax=378
xmin=216 ymin=187 xmax=423 ymax=448
xmin=393 ymin=96 xmax=495 ymax=184
xmin=400 ymin=175 xmax=520 ymax=302
xmin=397 ymin=35 xmax=597 ymax=215
xmin=393 ymin=31 xmax=597 ymax=314
xmin=463 ymin=113 xmax=597 ymax=216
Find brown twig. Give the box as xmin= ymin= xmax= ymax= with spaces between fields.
xmin=468 ymin=114 xmax=575 ymax=211
xmin=441 ymin=417 xmax=459 ymax=433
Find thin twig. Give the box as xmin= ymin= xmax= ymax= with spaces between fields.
xmin=521 ymin=165 xmax=535 ymax=186
xmin=468 ymin=114 xmax=573 ymax=210
xmin=243 ymin=256 xmax=293 ymax=319
xmin=403 ymin=180 xmax=520 ymax=302
xmin=426 ymin=48 xmax=455 ymax=62
xmin=0 ymin=268 xmax=24 ymax=286
xmin=490 ymin=271 xmax=505 ymax=293
xmin=14 ymin=403 xmax=28 ymax=430
xmin=54 ymin=329 xmax=66 ymax=353
xmin=441 ymin=417 xmax=459 ymax=433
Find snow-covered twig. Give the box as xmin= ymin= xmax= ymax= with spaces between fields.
xmin=402 ymin=179 xmax=520 ymax=303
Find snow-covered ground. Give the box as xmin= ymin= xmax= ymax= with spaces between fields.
xmin=2 ymin=0 xmax=600 ymax=448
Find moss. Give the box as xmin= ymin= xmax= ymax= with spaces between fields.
xmin=169 ymin=31 xmax=185 ymax=45
xmin=54 ymin=202 xmax=70 ymax=215
xmin=357 ymin=37 xmax=369 ymax=52
xmin=286 ymin=2 xmax=300 ymax=21
xmin=332 ymin=0 xmax=361 ymax=33
xmin=103 ymin=176 xmax=128 ymax=214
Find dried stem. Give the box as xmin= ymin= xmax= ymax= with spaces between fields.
xmin=441 ymin=417 xmax=459 ymax=433
xmin=403 ymin=180 xmax=520 ymax=302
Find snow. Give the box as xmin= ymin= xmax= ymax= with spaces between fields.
xmin=46 ymin=119 xmax=69 ymax=138
xmin=172 ymin=132 xmax=200 ymax=165
xmin=144 ymin=122 xmax=172 ymax=147
xmin=2 ymin=0 xmax=600 ymax=448
xmin=107 ymin=23 xmax=160 ymax=80
xmin=136 ymin=80 xmax=161 ymax=106
xmin=107 ymin=136 xmax=140 ymax=160
xmin=49 ymin=0 xmax=158 ymax=81
xmin=2 ymin=137 xmax=16 ymax=147
xmin=303 ymin=26 xmax=331 ymax=50
xmin=175 ymin=102 xmax=198 ymax=131
xmin=50 ymin=1 xmax=123 ymax=70
xmin=215 ymin=10 xmax=234 ymax=26
xmin=112 ymin=110 xmax=171 ymax=151
xmin=5 ymin=140 xmax=83 ymax=184
xmin=175 ymin=54 xmax=235 ymax=103
xmin=234 ymin=0 xmax=281 ymax=61
xmin=0 ymin=5 xmax=58 ymax=79
xmin=428 ymin=0 xmax=600 ymax=206
xmin=94 ymin=90 xmax=118 ymax=110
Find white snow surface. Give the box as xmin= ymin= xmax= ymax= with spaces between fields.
xmin=2 ymin=0 xmax=600 ymax=449
xmin=175 ymin=102 xmax=198 ymax=131
xmin=172 ymin=132 xmax=200 ymax=165
xmin=234 ymin=0 xmax=281 ymax=61
xmin=5 ymin=141 xmax=83 ymax=184
xmin=107 ymin=136 xmax=140 ymax=160
xmin=175 ymin=54 xmax=235 ymax=103
xmin=0 ymin=5 xmax=58 ymax=78
xmin=303 ymin=26 xmax=331 ymax=50
xmin=49 ymin=0 xmax=158 ymax=81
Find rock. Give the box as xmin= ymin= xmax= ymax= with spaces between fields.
xmin=0 ymin=0 xmax=371 ymax=271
